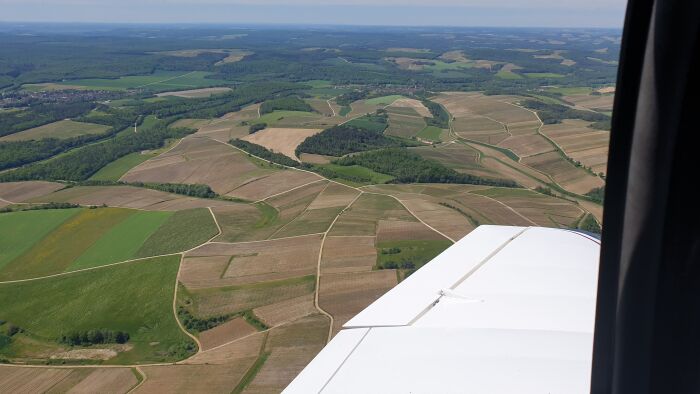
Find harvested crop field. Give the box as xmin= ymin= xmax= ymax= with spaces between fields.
xmin=156 ymin=87 xmax=232 ymax=98
xmin=319 ymin=270 xmax=397 ymax=334
xmin=564 ymin=93 xmax=614 ymax=111
xmin=376 ymin=219 xmax=448 ymax=242
xmin=184 ymin=330 xmax=264 ymax=365
xmin=436 ymin=92 xmax=537 ymax=123
xmin=242 ymin=128 xmax=322 ymax=160
xmin=385 ymin=112 xmax=427 ymax=138
xmin=395 ymin=196 xmax=473 ymax=240
xmin=272 ymin=206 xmax=344 ymax=238
xmin=136 ymin=363 xmax=253 ymax=393
xmin=522 ymin=151 xmax=605 ymax=194
xmin=226 ymin=169 xmax=322 ymax=201
xmin=299 ymin=153 xmax=333 ymax=164
xmin=244 ymin=314 xmax=328 ymax=393
xmin=498 ymin=133 xmax=555 ymax=158
xmin=321 ymin=236 xmax=377 ymax=274
xmin=0 ymin=181 xmax=64 ymax=203
xmin=452 ymin=115 xmax=508 ymax=144
xmin=0 ymin=366 xmax=139 ymax=393
xmin=26 ymin=185 xmax=241 ymax=211
xmin=199 ymin=317 xmax=258 ymax=351
xmin=388 ymin=98 xmax=432 ymax=117
xmin=471 ymin=187 xmax=584 ymax=227
xmin=182 ymin=234 xmax=322 ymax=288
xmin=210 ymin=204 xmax=262 ymax=242
xmin=0 ymin=120 xmax=109 ymax=142
xmin=445 ymin=192 xmax=536 ymax=226
xmin=541 ymin=119 xmax=610 ymax=174
xmin=184 ymin=275 xmax=316 ymax=317
xmin=253 ymin=294 xmax=317 ymax=327
xmin=306 ymin=182 xmax=359 ymax=210
xmin=410 ymin=144 xmax=495 ymax=178
xmin=121 ymin=136 xmax=276 ymax=195
xmin=329 ymin=193 xmax=416 ymax=236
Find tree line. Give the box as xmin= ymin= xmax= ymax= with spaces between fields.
xmin=520 ymin=99 xmax=610 ymax=129
xmin=260 ymin=96 xmax=313 ymax=114
xmin=334 ymin=148 xmax=519 ymax=187
xmin=59 ymin=329 xmax=130 ymax=346
xmin=230 ymin=139 xmax=300 ymax=167
xmin=0 ymin=107 xmax=136 ymax=171
xmin=0 ymin=101 xmax=95 ymax=138
xmin=0 ymin=122 xmax=195 ymax=182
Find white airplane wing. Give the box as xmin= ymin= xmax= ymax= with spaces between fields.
xmin=284 ymin=225 xmax=600 ymax=394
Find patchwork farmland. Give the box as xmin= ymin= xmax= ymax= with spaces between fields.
xmin=0 ymin=25 xmax=613 ymax=393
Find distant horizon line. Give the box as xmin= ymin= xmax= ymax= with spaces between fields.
xmin=0 ymin=20 xmax=623 ymax=31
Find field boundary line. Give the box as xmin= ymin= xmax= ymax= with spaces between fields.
xmin=208 ymin=206 xmax=222 ymax=237
xmin=254 ymin=179 xmax=326 ymax=203
xmin=315 ymin=191 xmax=364 ymax=343
xmin=0 ymin=253 xmax=181 ymax=285
xmin=465 ymin=190 xmax=538 ymax=226
xmin=363 ymin=191 xmax=456 ymax=243
xmin=172 ymin=254 xmax=203 ymax=353
xmin=326 ymin=97 xmax=337 ymax=117
xmin=126 ymin=366 xmax=147 ymax=394
xmin=266 ymin=181 xmax=331 ymax=240
xmin=134 ymin=71 xmax=197 ymax=89
xmin=205 ymin=232 xmax=324 ymax=246
xmin=118 ymin=137 xmax=186 ymax=181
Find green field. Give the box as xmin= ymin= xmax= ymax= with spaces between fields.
xmin=417 ymin=126 xmax=444 ymax=142
xmin=250 ymin=110 xmax=321 ymax=127
xmin=70 ymin=210 xmax=173 ymax=270
xmin=185 ymin=275 xmax=316 ymax=318
xmin=89 ymin=152 xmax=152 ymax=181
xmin=0 ymin=209 xmax=80 ymax=271
xmin=376 ymin=240 xmax=452 ymax=276
xmin=524 ymin=73 xmax=566 ymax=79
xmin=0 ymin=255 xmax=193 ymax=364
xmin=495 ymin=69 xmax=523 ymax=79
xmin=0 ymin=208 xmax=134 ymax=281
xmin=303 ymin=80 xmax=332 ymax=88
xmin=316 ymin=163 xmax=395 ymax=185
xmin=135 ymin=208 xmax=218 ymax=257
xmin=365 ymin=95 xmax=404 ymax=105
xmin=544 ymin=86 xmax=594 ymax=95
xmin=0 ymin=120 xmax=110 ymax=142
xmin=54 ymin=71 xmax=230 ymax=92
xmin=470 ymin=186 xmax=538 ymax=198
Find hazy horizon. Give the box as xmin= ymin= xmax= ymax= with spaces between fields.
xmin=0 ymin=0 xmax=626 ymax=28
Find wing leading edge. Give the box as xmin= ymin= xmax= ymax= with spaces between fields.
xmin=284 ymin=225 xmax=600 ymax=394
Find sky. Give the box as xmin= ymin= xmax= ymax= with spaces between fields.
xmin=0 ymin=0 xmax=627 ymax=28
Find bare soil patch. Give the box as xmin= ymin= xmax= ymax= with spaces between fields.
xmin=389 ymin=98 xmax=432 ymax=117
xmin=319 ymin=270 xmax=397 ymax=335
xmin=397 ymin=196 xmax=473 ymax=240
xmin=253 ymin=294 xmax=317 ymax=327
xmin=226 ymin=170 xmax=322 ymax=201
xmin=0 ymin=181 xmax=64 ymax=203
xmin=184 ymin=234 xmax=322 ymax=288
xmin=199 ymin=317 xmax=258 ymax=351
xmin=242 ymin=128 xmax=322 ymax=160
xmin=66 ymin=368 xmax=138 ymax=394
xmin=156 ymin=87 xmax=232 ymax=98
xmin=122 ymin=136 xmax=272 ymax=195
xmin=376 ymin=219 xmax=448 ymax=242
xmin=245 ymin=315 xmax=328 ymax=393
xmin=299 ymin=153 xmax=334 ymax=164
xmin=321 ymin=236 xmax=377 ymax=274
